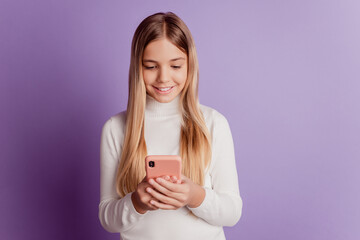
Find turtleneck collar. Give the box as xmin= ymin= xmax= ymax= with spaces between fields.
xmin=145 ymin=93 xmax=181 ymax=117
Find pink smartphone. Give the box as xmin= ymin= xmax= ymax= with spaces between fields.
xmin=145 ymin=155 xmax=182 ymax=182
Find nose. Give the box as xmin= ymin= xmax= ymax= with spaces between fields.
xmin=157 ymin=66 xmax=170 ymax=83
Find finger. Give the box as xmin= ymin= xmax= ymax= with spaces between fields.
xmin=147 ymin=203 xmax=159 ymax=211
xmin=170 ymin=176 xmax=178 ymax=183
xmin=135 ymin=193 xmax=158 ymax=211
xmin=148 ymin=199 xmax=160 ymax=210
xmin=148 ymin=178 xmax=175 ymax=197
xmin=146 ymin=187 xmax=182 ymax=207
xmin=180 ymin=174 xmax=190 ymax=184
xmin=148 ymin=179 xmax=189 ymax=204
xmin=167 ymin=176 xmax=175 ymax=183
xmin=155 ymin=177 xmax=184 ymax=193
xmin=141 ymin=193 xmax=159 ymax=210
xmin=149 ymin=178 xmax=183 ymax=196
xmin=149 ymin=199 xmax=177 ymax=210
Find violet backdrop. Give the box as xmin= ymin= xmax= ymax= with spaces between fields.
xmin=1 ymin=0 xmax=359 ymax=239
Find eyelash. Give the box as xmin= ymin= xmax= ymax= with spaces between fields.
xmin=144 ymin=66 xmax=181 ymax=70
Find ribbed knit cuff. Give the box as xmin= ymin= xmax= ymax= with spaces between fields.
xmin=124 ymin=192 xmax=149 ymax=218
xmin=186 ymin=186 xmax=212 ymax=216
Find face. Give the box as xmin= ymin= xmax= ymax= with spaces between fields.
xmin=142 ymin=37 xmax=188 ymax=103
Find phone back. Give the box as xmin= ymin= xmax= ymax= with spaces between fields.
xmin=145 ymin=155 xmax=181 ymax=181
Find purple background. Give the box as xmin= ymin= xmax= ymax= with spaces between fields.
xmin=1 ymin=0 xmax=359 ymax=239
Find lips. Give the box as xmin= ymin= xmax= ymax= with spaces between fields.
xmin=154 ymin=86 xmax=174 ymax=91
xmin=155 ymin=86 xmax=173 ymax=89
xmin=153 ymin=86 xmax=174 ymax=93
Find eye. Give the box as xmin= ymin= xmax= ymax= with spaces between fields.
xmin=172 ymin=66 xmax=181 ymax=69
xmin=144 ymin=66 xmax=157 ymax=70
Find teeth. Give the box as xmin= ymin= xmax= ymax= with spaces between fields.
xmin=157 ymin=87 xmax=172 ymax=91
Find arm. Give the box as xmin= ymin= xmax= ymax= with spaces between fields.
xmin=98 ymin=117 xmax=147 ymax=233
xmin=187 ymin=112 xmax=243 ymax=227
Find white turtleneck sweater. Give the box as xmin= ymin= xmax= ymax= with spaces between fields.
xmin=99 ymin=94 xmax=243 ymax=240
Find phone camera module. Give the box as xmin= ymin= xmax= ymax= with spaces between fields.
xmin=149 ymin=161 xmax=155 ymax=168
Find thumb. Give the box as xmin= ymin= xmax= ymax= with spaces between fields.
xmin=141 ymin=175 xmax=147 ymax=182
xmin=181 ymin=174 xmax=191 ymax=179
xmin=180 ymin=174 xmax=190 ymax=183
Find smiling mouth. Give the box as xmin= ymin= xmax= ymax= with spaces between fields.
xmin=154 ymin=86 xmax=174 ymax=92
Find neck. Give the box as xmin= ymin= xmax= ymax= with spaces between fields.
xmin=145 ymin=94 xmax=181 ymax=117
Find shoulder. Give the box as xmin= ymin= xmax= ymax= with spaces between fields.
xmin=101 ymin=110 xmax=127 ymax=137
xmin=199 ymin=103 xmax=230 ymax=132
xmin=109 ymin=110 xmax=127 ymax=128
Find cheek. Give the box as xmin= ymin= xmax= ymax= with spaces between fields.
xmin=143 ymin=71 xmax=155 ymax=84
xmin=176 ymin=69 xmax=187 ymax=85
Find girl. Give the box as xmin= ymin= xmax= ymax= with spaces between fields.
xmin=99 ymin=12 xmax=243 ymax=240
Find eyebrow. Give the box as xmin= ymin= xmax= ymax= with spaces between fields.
xmin=142 ymin=57 xmax=185 ymax=63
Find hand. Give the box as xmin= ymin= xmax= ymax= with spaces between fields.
xmin=131 ymin=176 xmax=178 ymax=214
xmin=146 ymin=174 xmax=205 ymax=210
xmin=131 ymin=176 xmax=158 ymax=214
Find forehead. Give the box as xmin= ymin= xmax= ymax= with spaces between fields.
xmin=143 ymin=38 xmax=187 ymax=61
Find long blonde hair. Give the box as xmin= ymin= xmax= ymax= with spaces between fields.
xmin=116 ymin=12 xmax=212 ymax=198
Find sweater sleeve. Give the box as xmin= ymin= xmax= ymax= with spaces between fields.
xmin=98 ymin=116 xmax=147 ymax=233
xmin=187 ymin=112 xmax=243 ymax=226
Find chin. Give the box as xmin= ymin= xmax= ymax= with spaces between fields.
xmin=155 ymin=97 xmax=172 ymax=103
